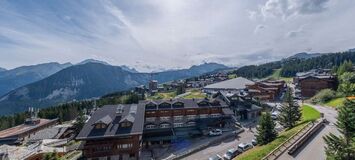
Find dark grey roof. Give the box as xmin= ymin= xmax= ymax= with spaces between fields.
xmin=139 ymin=98 xmax=227 ymax=110
xmin=204 ymin=77 xmax=254 ymax=90
xmin=76 ymin=104 xmax=145 ymax=140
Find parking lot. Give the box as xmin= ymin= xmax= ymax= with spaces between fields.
xmin=183 ymin=128 xmax=256 ymax=160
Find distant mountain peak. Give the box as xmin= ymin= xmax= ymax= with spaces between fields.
xmin=77 ymin=59 xmax=110 ymax=66
xmin=0 ymin=67 xmax=6 ymax=72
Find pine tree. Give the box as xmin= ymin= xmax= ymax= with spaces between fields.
xmin=278 ymin=88 xmax=301 ymax=129
xmin=256 ymin=112 xmax=278 ymax=145
xmin=323 ymin=99 xmax=355 ymax=160
xmin=74 ymin=110 xmax=86 ymax=134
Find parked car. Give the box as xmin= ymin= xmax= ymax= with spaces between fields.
xmin=209 ymin=129 xmax=223 ymax=136
xmin=251 ymin=139 xmax=257 ymax=146
xmin=237 ymin=143 xmax=253 ymax=152
xmin=223 ymin=148 xmax=240 ymax=160
xmin=209 ymin=154 xmax=223 ymax=160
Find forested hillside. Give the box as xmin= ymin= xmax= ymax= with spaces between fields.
xmin=235 ymin=51 xmax=355 ymax=78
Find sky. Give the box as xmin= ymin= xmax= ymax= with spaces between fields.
xmin=1 ymin=0 xmax=355 ymax=72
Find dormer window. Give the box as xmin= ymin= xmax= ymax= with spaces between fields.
xmin=145 ymin=101 xmax=157 ymax=110
xmin=93 ymin=115 xmax=112 ymax=129
xmin=158 ymin=102 xmax=171 ymax=109
xmin=119 ymin=114 xmax=135 ymax=128
xmin=172 ymin=101 xmax=184 ymax=108
xmin=120 ymin=121 xmax=133 ymax=127
xmin=197 ymin=100 xmax=209 ymax=107
xmin=95 ymin=123 xmax=107 ymax=129
xmin=210 ymin=99 xmax=220 ymax=106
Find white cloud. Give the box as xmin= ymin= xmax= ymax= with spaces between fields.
xmin=286 ymin=24 xmax=307 ymax=38
xmin=0 ymin=0 xmax=355 ymax=71
xmin=254 ymin=25 xmax=266 ymax=34
xmin=260 ymin=0 xmax=330 ymax=19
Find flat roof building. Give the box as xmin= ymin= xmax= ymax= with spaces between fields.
xmin=203 ymin=77 xmax=255 ymax=94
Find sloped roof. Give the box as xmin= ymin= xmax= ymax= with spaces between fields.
xmin=204 ymin=77 xmax=255 ymax=90
xmin=76 ymin=104 xmax=144 ymax=140
xmin=140 ymin=98 xmax=227 ymax=110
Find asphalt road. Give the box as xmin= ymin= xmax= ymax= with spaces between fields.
xmin=183 ymin=129 xmax=256 ymax=160
xmin=277 ymin=104 xmax=339 ymax=160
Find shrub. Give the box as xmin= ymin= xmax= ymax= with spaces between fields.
xmin=311 ymin=89 xmax=337 ymax=104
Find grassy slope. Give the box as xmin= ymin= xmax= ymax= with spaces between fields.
xmin=182 ymin=89 xmax=206 ymax=99
xmin=268 ymin=69 xmax=293 ymax=83
xmin=147 ymin=91 xmax=177 ymax=100
xmin=324 ymin=97 xmax=345 ymax=108
xmin=235 ymin=105 xmax=320 ymax=160
xmin=228 ymin=74 xmax=237 ymax=79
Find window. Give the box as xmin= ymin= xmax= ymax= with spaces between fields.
xmin=174 ymin=123 xmax=184 ymax=128
xmin=160 ymin=116 xmax=170 ymax=121
xmin=174 ymin=116 xmax=183 ymax=121
xmin=145 ymin=124 xmax=156 ymax=129
xmin=198 ymin=100 xmax=209 ymax=106
xmin=146 ymin=111 xmax=156 ymax=114
xmin=211 ymin=114 xmax=221 ymax=118
xmin=160 ymin=123 xmax=171 ymax=128
xmin=93 ymin=145 xmax=111 ymax=152
xmin=117 ymin=143 xmax=133 ymax=149
xmin=145 ymin=117 xmax=156 ymax=122
xmin=160 ymin=110 xmax=170 ymax=114
xmin=95 ymin=123 xmax=107 ymax=129
xmin=120 ymin=122 xmax=132 ymax=127
xmin=159 ymin=102 xmax=171 ymax=108
xmin=199 ymin=114 xmax=209 ymax=118
xmin=172 ymin=102 xmax=184 ymax=108
xmin=186 ymin=122 xmax=196 ymax=126
xmin=187 ymin=115 xmax=197 ymax=120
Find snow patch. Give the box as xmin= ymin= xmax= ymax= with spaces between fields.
xmin=71 ymin=78 xmax=85 ymax=87
xmin=45 ymin=88 xmax=78 ymax=100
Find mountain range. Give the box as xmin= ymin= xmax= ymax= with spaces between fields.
xmin=0 ymin=62 xmax=72 ymax=96
xmin=0 ymin=67 xmax=6 ymax=72
xmin=0 ymin=62 xmax=227 ymax=115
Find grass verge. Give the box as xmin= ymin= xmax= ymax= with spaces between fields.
xmin=183 ymin=89 xmax=206 ymax=99
xmin=324 ymin=97 xmax=345 ymax=108
xmin=235 ymin=105 xmax=320 ymax=160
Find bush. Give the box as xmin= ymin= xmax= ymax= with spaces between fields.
xmin=311 ymin=89 xmax=337 ymax=104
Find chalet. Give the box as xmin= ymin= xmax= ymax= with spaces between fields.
xmin=216 ymin=91 xmax=262 ymax=121
xmin=246 ymin=80 xmax=285 ymax=101
xmin=0 ymin=108 xmax=58 ymax=145
xmin=296 ymin=75 xmax=337 ymax=98
xmin=140 ymin=98 xmax=233 ymax=146
xmin=76 ymin=104 xmax=145 ymax=160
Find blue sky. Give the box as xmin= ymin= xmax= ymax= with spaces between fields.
xmin=1 ymin=0 xmax=355 ymax=71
